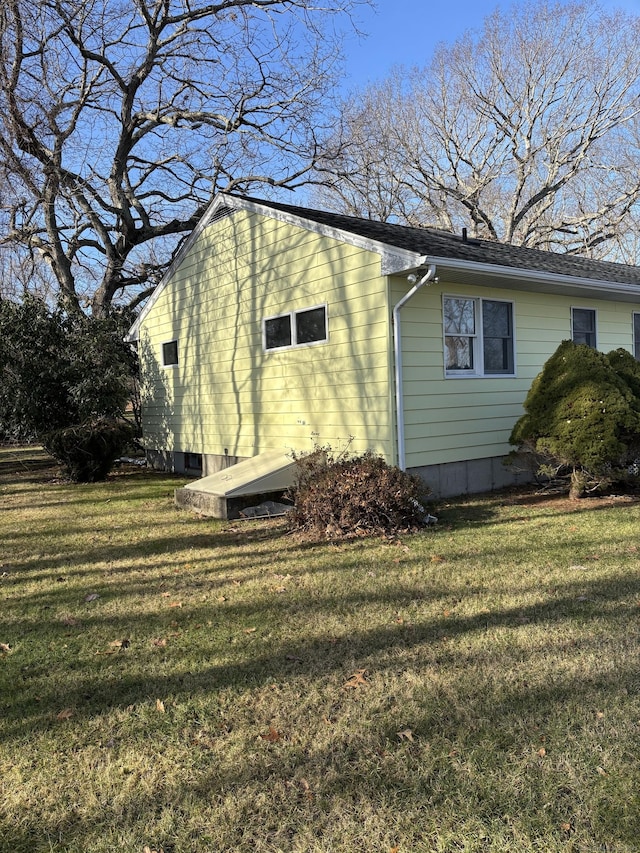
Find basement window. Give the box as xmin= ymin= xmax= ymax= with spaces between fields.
xmin=184 ymin=452 xmax=203 ymax=473
xmin=162 ymin=339 xmax=179 ymax=367
xmin=264 ymin=305 xmax=327 ymax=351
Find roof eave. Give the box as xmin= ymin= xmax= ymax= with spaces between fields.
xmin=125 ymin=194 xmax=640 ymax=342
xmin=421 ymin=256 xmax=640 ymax=302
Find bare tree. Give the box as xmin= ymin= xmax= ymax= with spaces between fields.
xmin=0 ymin=0 xmax=365 ymax=316
xmin=315 ymin=1 xmax=640 ymax=260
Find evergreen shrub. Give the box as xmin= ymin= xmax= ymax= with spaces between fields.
xmin=0 ymin=297 xmax=138 ymax=480
xmin=510 ymin=340 xmax=640 ymax=497
xmin=43 ymin=418 xmax=135 ymax=483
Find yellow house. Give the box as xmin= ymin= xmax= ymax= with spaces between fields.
xmin=126 ymin=193 xmax=640 ymax=515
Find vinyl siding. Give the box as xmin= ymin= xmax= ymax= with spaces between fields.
xmin=393 ymin=277 xmax=640 ymax=470
xmin=138 ymin=210 xmax=394 ymax=460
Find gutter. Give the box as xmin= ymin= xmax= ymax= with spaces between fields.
xmin=425 ymin=255 xmax=640 ymax=301
xmin=393 ymin=261 xmax=437 ymax=471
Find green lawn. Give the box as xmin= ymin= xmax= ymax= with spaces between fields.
xmin=1 ymin=446 xmax=639 ymax=853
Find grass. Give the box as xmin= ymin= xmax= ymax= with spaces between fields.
xmin=1 ymin=445 xmax=639 ymax=853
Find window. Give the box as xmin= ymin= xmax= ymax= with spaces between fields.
xmin=162 ymin=339 xmax=178 ymax=366
xmin=571 ymin=308 xmax=596 ymax=348
xmin=184 ymin=452 xmax=202 ymax=472
xmin=444 ymin=296 xmax=514 ymax=376
xmin=264 ymin=305 xmax=327 ymax=351
xmin=265 ymin=314 xmax=292 ymax=350
xmin=634 ymin=313 xmax=640 ymax=360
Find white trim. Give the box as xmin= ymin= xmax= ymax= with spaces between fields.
xmin=125 ymin=194 xmax=424 ymax=341
xmin=125 ymin=192 xmax=640 ymax=343
xmin=262 ymin=303 xmax=328 ymax=352
xmin=429 ymin=255 xmax=640 ymax=300
xmin=223 ymin=196 xmax=424 ymax=275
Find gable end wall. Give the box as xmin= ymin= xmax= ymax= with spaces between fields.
xmin=137 ymin=210 xmax=394 ymax=465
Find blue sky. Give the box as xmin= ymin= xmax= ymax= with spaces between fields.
xmin=341 ymin=0 xmax=640 ymax=90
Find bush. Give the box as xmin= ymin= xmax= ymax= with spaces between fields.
xmin=510 ymin=340 xmax=640 ymax=497
xmin=0 ymin=297 xmax=138 ymax=480
xmin=287 ymin=447 xmax=431 ymax=538
xmin=43 ymin=418 xmax=136 ymax=483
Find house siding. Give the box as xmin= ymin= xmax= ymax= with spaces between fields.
xmin=394 ymin=277 xmax=640 ymax=471
xmin=138 ymin=210 xmax=394 ymax=463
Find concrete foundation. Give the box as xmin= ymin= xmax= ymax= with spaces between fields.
xmin=146 ymin=449 xmax=244 ymax=477
xmin=410 ymin=455 xmax=532 ymax=499
xmin=174 ymin=488 xmax=291 ymax=520
xmin=149 ymin=448 xmax=531 ymax=514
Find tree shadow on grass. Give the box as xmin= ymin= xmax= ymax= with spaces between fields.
xmin=2 ymin=474 xmax=639 ymax=851
xmin=3 ymin=579 xmax=639 ymax=852
xmin=3 ymin=566 xmax=638 ymax=738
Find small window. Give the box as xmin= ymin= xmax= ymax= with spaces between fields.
xmin=571 ymin=308 xmax=596 ymax=348
xmin=444 ymin=296 xmax=514 ymax=377
xmin=634 ymin=313 xmax=640 ymax=360
xmin=264 ymin=315 xmax=292 ymax=350
xmin=162 ymin=340 xmax=178 ymax=366
xmin=296 ymin=306 xmax=327 ymax=344
xmin=264 ymin=305 xmax=327 ymax=351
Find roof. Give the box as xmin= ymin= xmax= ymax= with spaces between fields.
xmin=126 ymin=191 xmax=640 ymax=341
xmin=244 ymin=195 xmax=640 ymax=287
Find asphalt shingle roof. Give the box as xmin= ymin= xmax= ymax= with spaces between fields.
xmin=246 ymin=196 xmax=640 ymax=287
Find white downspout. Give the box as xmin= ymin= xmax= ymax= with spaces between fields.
xmin=393 ymin=263 xmax=437 ymax=471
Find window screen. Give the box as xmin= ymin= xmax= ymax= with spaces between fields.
xmin=444 ymin=297 xmax=476 ymax=371
xmin=264 ymin=306 xmax=327 ymax=350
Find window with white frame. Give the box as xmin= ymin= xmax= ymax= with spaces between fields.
xmin=571 ymin=307 xmax=596 ymax=348
xmin=264 ymin=305 xmax=327 ymax=351
xmin=633 ymin=313 xmax=640 ymax=361
xmin=443 ymin=296 xmax=514 ymax=377
xmin=162 ymin=339 xmax=178 ymax=366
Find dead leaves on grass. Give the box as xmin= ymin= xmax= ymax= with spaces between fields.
xmin=260 ymin=725 xmax=282 ymax=743
xmin=343 ymin=669 xmax=368 ymax=689
xmin=396 ymin=728 xmax=415 ymax=743
xmin=56 ymin=707 xmax=74 ymax=721
xmin=299 ymin=777 xmax=313 ymax=801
